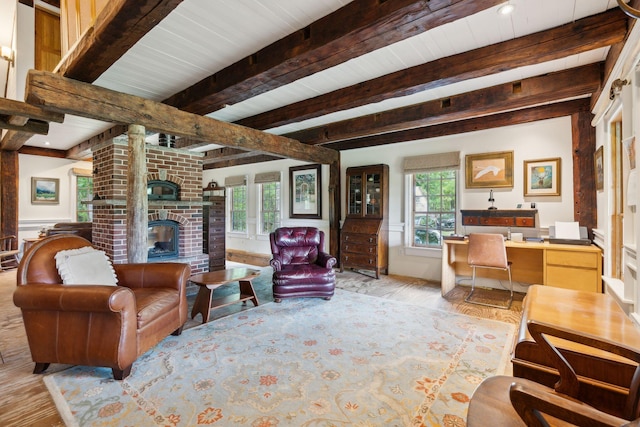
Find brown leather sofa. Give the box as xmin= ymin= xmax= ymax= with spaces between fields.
xmin=13 ymin=234 xmax=190 ymax=380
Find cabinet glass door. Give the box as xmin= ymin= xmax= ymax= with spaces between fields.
xmin=365 ymin=172 xmax=381 ymax=216
xmin=348 ymin=174 xmax=362 ymax=215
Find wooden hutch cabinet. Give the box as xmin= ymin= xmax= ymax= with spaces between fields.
xmin=203 ymin=184 xmax=226 ymax=271
xmin=340 ymin=164 xmax=389 ymax=278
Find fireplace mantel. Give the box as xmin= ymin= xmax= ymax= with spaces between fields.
xmin=85 ymin=200 xmax=212 ymax=207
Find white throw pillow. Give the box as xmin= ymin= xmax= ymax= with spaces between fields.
xmin=55 ymin=246 xmax=118 ymax=285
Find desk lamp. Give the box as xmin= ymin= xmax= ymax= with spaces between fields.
xmin=488 ymin=189 xmax=497 ymax=210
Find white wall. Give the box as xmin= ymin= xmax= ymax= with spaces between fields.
xmin=204 ymin=116 xmax=575 ymax=281
xmin=18 ymin=154 xmax=92 ymax=247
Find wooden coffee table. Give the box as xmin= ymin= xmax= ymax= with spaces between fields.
xmin=190 ymin=267 xmax=261 ymax=323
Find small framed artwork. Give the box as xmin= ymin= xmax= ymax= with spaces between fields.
xmin=289 ymin=164 xmax=321 ymax=219
xmin=523 ymin=158 xmax=561 ymax=197
xmin=31 ymin=177 xmax=60 ymax=204
xmin=623 ymin=137 xmax=635 ymax=170
xmin=465 ymin=151 xmax=514 ymax=188
xmin=595 ymin=146 xmax=604 ymax=191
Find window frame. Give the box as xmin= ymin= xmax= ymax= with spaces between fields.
xmin=227 ymin=183 xmax=248 ymax=235
xmin=257 ymin=180 xmax=282 ymax=235
xmin=404 ymin=169 xmax=458 ymax=256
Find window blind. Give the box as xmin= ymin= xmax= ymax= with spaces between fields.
xmin=224 ymin=175 xmax=247 ymax=187
xmin=403 ymin=151 xmax=460 ymax=173
xmin=254 ymin=171 xmax=281 ymax=184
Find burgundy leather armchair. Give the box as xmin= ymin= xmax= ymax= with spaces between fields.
xmin=13 ymin=234 xmax=190 ymax=380
xmin=269 ymin=227 xmax=336 ymax=302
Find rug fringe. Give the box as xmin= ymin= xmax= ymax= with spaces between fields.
xmin=43 ymin=374 xmax=79 ymax=427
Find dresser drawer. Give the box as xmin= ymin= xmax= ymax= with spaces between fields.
xmin=342 ymin=233 xmax=377 ymax=245
xmin=342 ymin=242 xmax=377 ymax=254
xmin=342 ymin=253 xmax=377 ymax=267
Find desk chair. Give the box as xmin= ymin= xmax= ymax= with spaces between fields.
xmin=464 ymin=233 xmax=513 ymax=309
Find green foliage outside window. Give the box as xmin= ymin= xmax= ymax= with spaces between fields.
xmin=260 ymin=182 xmax=280 ymax=233
xmin=230 ymin=185 xmax=247 ymax=232
xmin=412 ymin=170 xmax=456 ymax=247
xmin=76 ymin=176 xmax=93 ymax=222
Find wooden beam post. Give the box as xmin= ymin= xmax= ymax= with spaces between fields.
xmin=0 ymin=150 xmax=19 ymax=244
xmin=127 ymin=124 xmax=148 ymax=263
xmin=572 ymin=111 xmax=597 ymax=237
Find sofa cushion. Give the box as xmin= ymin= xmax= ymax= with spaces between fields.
xmin=55 ymin=246 xmax=118 ymax=285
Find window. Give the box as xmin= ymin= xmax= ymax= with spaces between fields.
xmin=411 ymin=171 xmax=456 ymax=247
xmin=255 ymin=171 xmax=281 ymax=234
xmin=225 ymin=175 xmax=248 ymax=233
xmin=403 ymin=151 xmax=460 ymax=249
xmin=76 ymin=175 xmax=93 ymax=222
xmin=259 ymin=182 xmax=281 ymax=233
xmin=229 ymin=185 xmax=247 ymax=232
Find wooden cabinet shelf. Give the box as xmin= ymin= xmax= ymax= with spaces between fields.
xmin=340 ymin=164 xmax=389 ymax=278
xmin=461 ymin=209 xmax=538 ymax=228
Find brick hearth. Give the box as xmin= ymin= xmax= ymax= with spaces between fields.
xmin=90 ymin=141 xmax=209 ymax=274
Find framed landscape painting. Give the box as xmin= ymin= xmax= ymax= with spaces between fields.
xmin=523 ymin=158 xmax=561 ymax=197
xmin=465 ymin=151 xmax=514 ymax=188
xmin=595 ymin=146 xmax=604 ymax=191
xmin=289 ymin=164 xmax=321 ymax=219
xmin=31 ymin=177 xmax=60 ymax=204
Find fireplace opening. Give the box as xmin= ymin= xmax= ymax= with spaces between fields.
xmin=148 ymin=220 xmax=179 ymax=258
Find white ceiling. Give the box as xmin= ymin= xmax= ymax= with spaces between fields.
xmin=11 ymin=0 xmax=622 ymax=151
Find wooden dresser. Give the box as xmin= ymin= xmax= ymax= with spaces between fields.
xmin=340 ymin=164 xmax=389 ymax=278
xmin=203 ymin=186 xmax=226 ymax=271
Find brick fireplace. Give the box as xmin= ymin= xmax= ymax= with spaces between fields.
xmin=90 ymin=140 xmax=209 ymax=274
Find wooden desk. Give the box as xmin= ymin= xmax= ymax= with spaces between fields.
xmin=512 ymin=285 xmax=640 ymax=418
xmin=190 ymin=268 xmax=261 ymax=323
xmin=441 ymin=239 xmax=602 ymax=296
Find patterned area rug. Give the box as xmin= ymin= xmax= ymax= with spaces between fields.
xmin=44 ymin=289 xmax=514 ymax=426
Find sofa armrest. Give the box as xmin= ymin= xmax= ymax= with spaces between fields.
xmin=317 ymin=252 xmax=337 ymax=269
xmin=13 ymin=283 xmax=136 ymax=313
xmin=114 ymin=262 xmax=190 ymax=291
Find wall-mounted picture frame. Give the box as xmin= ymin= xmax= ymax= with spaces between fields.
xmin=623 ymin=136 xmax=636 ymax=170
xmin=31 ymin=177 xmax=60 ymax=204
xmin=465 ymin=151 xmax=514 ymax=188
xmin=289 ymin=164 xmax=321 ymax=219
xmin=595 ymin=146 xmax=604 ymax=191
xmin=523 ymin=158 xmax=561 ymax=197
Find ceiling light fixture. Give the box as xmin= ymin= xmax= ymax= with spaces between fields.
xmin=497 ymin=2 xmax=515 ymax=16
xmin=1 ymin=46 xmax=14 ymax=66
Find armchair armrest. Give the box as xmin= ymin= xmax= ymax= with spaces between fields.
xmin=114 ymin=262 xmax=190 ymax=291
xmin=509 ymin=380 xmax=630 ymax=427
xmin=270 ymin=256 xmax=284 ymax=271
xmin=317 ymin=251 xmax=337 ymax=269
xmin=13 ymin=283 xmax=136 ymax=314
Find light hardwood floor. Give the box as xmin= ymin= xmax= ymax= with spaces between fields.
xmin=0 ymin=264 xmax=523 ymax=426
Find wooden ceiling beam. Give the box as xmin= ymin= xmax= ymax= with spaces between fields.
xmin=203 ymin=154 xmax=281 ymax=170
xmin=163 ymin=0 xmax=504 ymax=114
xmin=25 ymin=70 xmax=338 ymax=165
xmin=286 ymin=63 xmax=602 ymax=145
xmin=324 ymin=98 xmax=592 ymax=151
xmin=238 ymin=8 xmax=628 ymax=131
xmin=56 ymin=0 xmax=184 ymax=82
xmin=202 ymin=147 xmax=265 ymax=164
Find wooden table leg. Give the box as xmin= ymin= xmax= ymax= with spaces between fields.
xmin=239 ymin=279 xmax=260 ymax=306
xmin=191 ymin=285 xmax=213 ymax=323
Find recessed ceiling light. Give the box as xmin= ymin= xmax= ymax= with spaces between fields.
xmin=44 ymin=141 xmax=50 ymax=145
xmin=497 ymin=3 xmax=515 ymax=15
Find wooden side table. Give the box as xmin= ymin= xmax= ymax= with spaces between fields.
xmin=189 ymin=267 xmax=261 ymax=323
